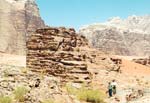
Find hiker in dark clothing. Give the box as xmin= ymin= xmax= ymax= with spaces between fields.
xmin=107 ymin=82 xmax=113 ymax=97
xmin=111 ymin=80 xmax=117 ymax=95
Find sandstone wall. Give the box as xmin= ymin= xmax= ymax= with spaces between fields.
xmin=27 ymin=27 xmax=91 ymax=83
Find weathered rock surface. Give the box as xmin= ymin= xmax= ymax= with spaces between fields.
xmin=0 ymin=31 xmax=149 ymax=103
xmin=0 ymin=0 xmax=44 ymax=55
xmin=79 ymin=15 xmax=150 ymax=56
xmin=0 ymin=64 xmax=80 ymax=103
xmin=132 ymin=56 xmax=150 ymax=66
xmin=27 ymin=27 xmax=91 ymax=84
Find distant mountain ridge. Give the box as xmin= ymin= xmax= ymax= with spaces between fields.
xmin=79 ymin=15 xmax=150 ymax=56
xmin=0 ymin=0 xmax=45 ymax=55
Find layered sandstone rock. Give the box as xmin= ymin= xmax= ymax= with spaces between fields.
xmin=27 ymin=27 xmax=91 ymax=83
xmin=0 ymin=0 xmax=44 ymax=55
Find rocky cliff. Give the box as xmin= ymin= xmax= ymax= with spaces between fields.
xmin=27 ymin=27 xmax=91 ymax=84
xmin=0 ymin=0 xmax=45 ymax=55
xmin=79 ymin=15 xmax=150 ymax=56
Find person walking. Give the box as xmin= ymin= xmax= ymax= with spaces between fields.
xmin=111 ymin=80 xmax=117 ymax=95
xmin=107 ymin=82 xmax=113 ymax=97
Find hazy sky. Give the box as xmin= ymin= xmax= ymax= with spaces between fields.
xmin=36 ymin=0 xmax=150 ymax=30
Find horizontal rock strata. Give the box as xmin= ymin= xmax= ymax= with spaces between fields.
xmin=27 ymin=27 xmax=91 ymax=83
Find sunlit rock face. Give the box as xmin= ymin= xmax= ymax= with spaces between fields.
xmin=27 ymin=27 xmax=91 ymax=84
xmin=0 ymin=0 xmax=45 ymax=55
xmin=79 ymin=15 xmax=150 ymax=56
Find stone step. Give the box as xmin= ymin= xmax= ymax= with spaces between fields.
xmin=72 ymin=79 xmax=91 ymax=84
xmin=64 ymin=65 xmax=87 ymax=71
xmin=67 ymin=74 xmax=90 ymax=79
xmin=60 ymin=60 xmax=86 ymax=66
xmin=68 ymin=70 xmax=89 ymax=74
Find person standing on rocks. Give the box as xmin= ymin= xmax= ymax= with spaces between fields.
xmin=111 ymin=80 xmax=117 ymax=95
xmin=107 ymin=82 xmax=113 ymax=97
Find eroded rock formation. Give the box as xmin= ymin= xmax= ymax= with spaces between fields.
xmin=27 ymin=27 xmax=91 ymax=83
xmin=132 ymin=57 xmax=150 ymax=66
xmin=0 ymin=0 xmax=44 ymax=55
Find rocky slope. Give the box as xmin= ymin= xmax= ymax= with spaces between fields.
xmin=0 ymin=0 xmax=45 ymax=55
xmin=79 ymin=15 xmax=150 ymax=56
xmin=26 ymin=27 xmax=119 ymax=85
xmin=0 ymin=55 xmax=150 ymax=103
xmin=0 ymin=27 xmax=149 ymax=103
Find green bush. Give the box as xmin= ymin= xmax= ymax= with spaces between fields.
xmin=21 ymin=67 xmax=29 ymax=74
xmin=13 ymin=86 xmax=28 ymax=102
xmin=3 ymin=69 xmax=9 ymax=77
xmin=0 ymin=96 xmax=12 ymax=103
xmin=77 ymin=89 xmax=106 ymax=103
xmin=65 ymin=83 xmax=106 ymax=103
xmin=41 ymin=99 xmax=54 ymax=103
xmin=65 ymin=83 xmax=78 ymax=95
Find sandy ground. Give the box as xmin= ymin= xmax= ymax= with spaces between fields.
xmin=0 ymin=53 xmax=26 ymax=67
xmin=0 ymin=53 xmax=149 ymax=103
xmin=87 ymin=55 xmax=150 ymax=103
xmin=121 ymin=59 xmax=150 ymax=77
xmin=114 ymin=55 xmax=148 ymax=60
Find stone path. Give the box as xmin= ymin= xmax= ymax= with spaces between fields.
xmin=106 ymin=87 xmax=150 ymax=103
xmin=129 ymin=95 xmax=150 ymax=103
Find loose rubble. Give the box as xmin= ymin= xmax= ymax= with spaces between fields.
xmin=0 ymin=64 xmax=81 ymax=103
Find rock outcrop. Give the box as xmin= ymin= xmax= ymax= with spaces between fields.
xmin=26 ymin=27 xmax=126 ymax=83
xmin=27 ymin=27 xmax=91 ymax=83
xmin=79 ymin=15 xmax=150 ymax=56
xmin=0 ymin=0 xmax=45 ymax=55
xmin=132 ymin=57 xmax=150 ymax=66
